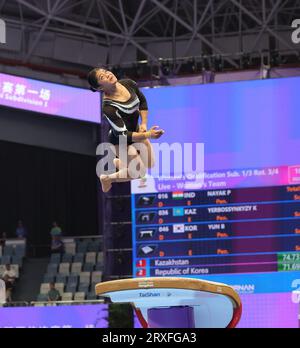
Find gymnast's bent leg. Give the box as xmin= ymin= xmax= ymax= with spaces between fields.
xmin=100 ymin=144 xmax=147 ymax=192
xmin=133 ymin=138 xmax=155 ymax=169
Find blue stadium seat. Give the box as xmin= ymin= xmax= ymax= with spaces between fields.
xmin=62 ymin=254 xmax=73 ymax=263
xmin=78 ymin=283 xmax=89 ymax=293
xmin=47 ymin=263 xmax=58 ymax=274
xmin=37 ymin=294 xmax=48 ymax=302
xmin=50 ymin=253 xmax=61 ymax=264
xmin=68 ymin=274 xmax=78 ymax=285
xmin=73 ymin=253 xmax=84 ymax=263
xmin=82 ymin=239 xmax=93 ymax=245
xmin=95 ymin=263 xmax=104 ymax=271
xmin=43 ymin=274 xmax=55 ymax=283
xmin=83 ymin=263 xmax=94 ymax=272
xmin=56 ymin=274 xmax=67 ymax=284
xmin=66 ymin=283 xmax=77 ymax=293
xmin=86 ymin=292 xmax=97 ymax=300
xmin=12 ymin=256 xmax=23 ymax=267
xmin=3 ymin=246 xmax=14 ymax=256
xmin=77 ymin=243 xmax=88 ymax=253
xmin=87 ymin=242 xmax=101 ymax=252
xmin=1 ymin=255 xmax=11 ymax=264
xmin=15 ymin=245 xmax=26 ymax=257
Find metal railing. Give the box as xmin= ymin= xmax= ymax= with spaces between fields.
xmin=1 ymin=299 xmax=106 ymax=308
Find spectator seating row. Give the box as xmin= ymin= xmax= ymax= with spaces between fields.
xmin=63 ymin=239 xmax=102 ymax=255
xmin=0 ymin=242 xmax=25 ymax=268
xmin=46 ymin=261 xmax=103 ymax=276
xmin=1 ymin=244 xmax=26 ymax=258
xmin=49 ymin=251 xmax=103 ymax=265
xmin=36 ymin=291 xmax=96 ymax=302
xmin=37 ymin=271 xmax=102 ymax=302
xmin=37 ymin=239 xmax=104 ymax=303
xmin=39 ymin=279 xmax=100 ymax=295
xmin=2 ymin=238 xmax=102 ymax=303
xmin=0 ymin=256 xmax=23 ymax=267
xmin=43 ymin=271 xmax=102 ymax=286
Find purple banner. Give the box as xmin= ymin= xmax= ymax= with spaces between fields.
xmin=0 ymin=304 xmax=108 ymax=328
xmin=0 ymin=73 xmax=100 ymax=123
xmin=237 ymin=292 xmax=299 ymax=328
xmin=133 ymin=292 xmax=299 ymax=328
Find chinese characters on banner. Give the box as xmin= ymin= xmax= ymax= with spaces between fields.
xmin=0 ymin=72 xmax=101 ymax=123
xmin=0 ymin=80 xmax=51 ymax=107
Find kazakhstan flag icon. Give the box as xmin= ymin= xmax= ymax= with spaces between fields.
xmin=172 ymin=207 xmax=184 ymax=216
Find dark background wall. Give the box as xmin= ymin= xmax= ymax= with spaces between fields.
xmin=0 ymin=105 xmax=99 ymax=156
xmin=0 ymin=139 xmax=98 ymax=247
xmin=0 ymin=105 xmax=100 ymax=254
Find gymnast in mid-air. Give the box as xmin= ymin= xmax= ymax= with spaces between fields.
xmin=88 ymin=68 xmax=164 ymax=192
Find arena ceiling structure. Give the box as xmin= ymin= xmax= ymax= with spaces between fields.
xmin=0 ymin=0 xmax=299 ymax=81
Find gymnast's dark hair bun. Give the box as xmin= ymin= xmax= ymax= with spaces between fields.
xmin=87 ymin=68 xmax=100 ymax=92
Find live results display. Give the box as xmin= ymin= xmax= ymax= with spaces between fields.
xmin=132 ymin=184 xmax=300 ymax=276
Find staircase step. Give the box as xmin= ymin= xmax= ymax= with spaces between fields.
xmin=13 ymin=257 xmax=49 ymax=302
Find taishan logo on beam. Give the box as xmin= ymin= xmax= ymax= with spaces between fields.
xmin=0 ymin=18 xmax=6 ymax=44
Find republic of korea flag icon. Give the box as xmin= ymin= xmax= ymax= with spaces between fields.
xmin=173 ymin=224 xmax=185 ymax=233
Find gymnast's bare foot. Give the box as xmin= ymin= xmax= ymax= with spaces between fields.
xmin=100 ymin=175 xmax=112 ymax=192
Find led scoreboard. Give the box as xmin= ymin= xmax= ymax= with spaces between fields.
xmin=130 ymin=76 xmax=300 ymax=327
xmin=131 ymin=168 xmax=300 ymax=285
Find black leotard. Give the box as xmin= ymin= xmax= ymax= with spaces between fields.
xmin=102 ymin=79 xmax=148 ymax=145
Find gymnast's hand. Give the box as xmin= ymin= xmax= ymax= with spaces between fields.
xmin=139 ymin=124 xmax=147 ymax=133
xmin=149 ymin=125 xmax=165 ymax=139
